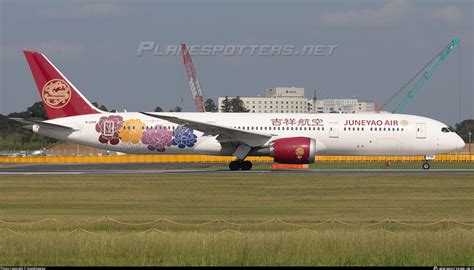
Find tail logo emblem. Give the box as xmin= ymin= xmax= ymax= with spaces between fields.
xmin=295 ymin=146 xmax=304 ymax=159
xmin=42 ymin=79 xmax=71 ymax=108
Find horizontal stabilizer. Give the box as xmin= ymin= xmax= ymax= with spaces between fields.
xmin=9 ymin=118 xmax=77 ymax=130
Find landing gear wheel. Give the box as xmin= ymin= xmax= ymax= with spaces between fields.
xmin=422 ymin=162 xmax=430 ymax=170
xmin=229 ymin=161 xmax=240 ymax=171
xmin=240 ymin=161 xmax=253 ymax=171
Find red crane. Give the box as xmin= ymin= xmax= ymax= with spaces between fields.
xmin=181 ymin=44 xmax=206 ymax=112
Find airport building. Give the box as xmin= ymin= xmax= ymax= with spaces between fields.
xmin=218 ymin=87 xmax=376 ymax=113
xmin=313 ymin=99 xmax=376 ymax=114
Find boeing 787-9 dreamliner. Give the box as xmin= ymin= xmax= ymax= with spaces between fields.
xmin=12 ymin=51 xmax=465 ymax=170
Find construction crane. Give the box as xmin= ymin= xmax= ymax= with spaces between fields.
xmin=181 ymin=44 xmax=206 ymax=112
xmin=387 ymin=39 xmax=459 ymax=114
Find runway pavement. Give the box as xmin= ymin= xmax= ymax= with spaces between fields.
xmin=0 ymin=163 xmax=473 ymax=175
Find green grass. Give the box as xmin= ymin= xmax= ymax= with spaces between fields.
xmin=241 ymin=162 xmax=474 ymax=170
xmin=1 ymin=230 xmax=472 ymax=266
xmin=0 ymin=173 xmax=473 ymax=266
xmin=310 ymin=162 xmax=474 ymax=169
xmin=213 ymin=162 xmax=474 ymax=171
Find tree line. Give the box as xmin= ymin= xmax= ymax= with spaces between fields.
xmin=0 ymin=102 xmax=56 ymax=151
xmin=154 ymin=97 xmax=249 ymax=113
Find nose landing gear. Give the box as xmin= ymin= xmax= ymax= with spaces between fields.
xmin=422 ymin=155 xmax=435 ymax=170
xmin=229 ymin=160 xmax=253 ymax=171
xmin=422 ymin=162 xmax=430 ymax=170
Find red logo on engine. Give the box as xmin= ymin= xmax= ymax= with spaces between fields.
xmin=42 ymin=79 xmax=71 ymax=108
xmin=295 ymin=147 xmax=304 ymax=159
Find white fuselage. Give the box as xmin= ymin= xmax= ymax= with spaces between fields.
xmin=35 ymin=112 xmax=464 ymax=157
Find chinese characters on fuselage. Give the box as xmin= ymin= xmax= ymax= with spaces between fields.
xmin=271 ymin=118 xmax=324 ymax=127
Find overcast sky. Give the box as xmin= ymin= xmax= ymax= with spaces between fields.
xmin=1 ymin=0 xmax=472 ymax=125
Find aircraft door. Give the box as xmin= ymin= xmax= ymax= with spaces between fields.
xmin=329 ymin=122 xmax=339 ymax=138
xmin=416 ymin=123 xmax=426 ymax=139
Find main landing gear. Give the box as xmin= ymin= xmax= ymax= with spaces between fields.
xmin=229 ymin=160 xmax=253 ymax=171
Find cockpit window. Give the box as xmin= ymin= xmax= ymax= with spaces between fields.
xmin=441 ymin=127 xmax=450 ymax=133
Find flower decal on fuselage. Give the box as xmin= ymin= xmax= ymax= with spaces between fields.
xmin=172 ymin=126 xmax=197 ymax=148
xmin=141 ymin=125 xmax=173 ymax=152
xmin=95 ymin=115 xmax=123 ymax=145
xmin=118 ymin=119 xmax=144 ymax=145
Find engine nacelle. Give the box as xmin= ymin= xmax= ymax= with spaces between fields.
xmin=270 ymin=137 xmax=316 ymax=164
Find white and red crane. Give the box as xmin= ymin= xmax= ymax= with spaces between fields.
xmin=181 ymin=44 xmax=206 ymax=112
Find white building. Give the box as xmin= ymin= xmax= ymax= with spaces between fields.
xmin=313 ymin=99 xmax=376 ymax=113
xmin=218 ymin=87 xmax=376 ymax=113
xmin=218 ymin=87 xmax=310 ymax=113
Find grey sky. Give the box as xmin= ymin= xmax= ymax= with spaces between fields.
xmin=1 ymin=0 xmax=472 ymax=125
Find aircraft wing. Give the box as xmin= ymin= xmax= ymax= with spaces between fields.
xmin=9 ymin=118 xmax=77 ymax=130
xmin=140 ymin=112 xmax=274 ymax=147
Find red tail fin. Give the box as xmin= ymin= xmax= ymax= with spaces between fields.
xmin=23 ymin=51 xmax=101 ymax=119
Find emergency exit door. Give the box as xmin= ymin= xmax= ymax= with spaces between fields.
xmin=329 ymin=122 xmax=339 ymax=138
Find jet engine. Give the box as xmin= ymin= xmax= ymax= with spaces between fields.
xmin=269 ymin=137 xmax=316 ymax=164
